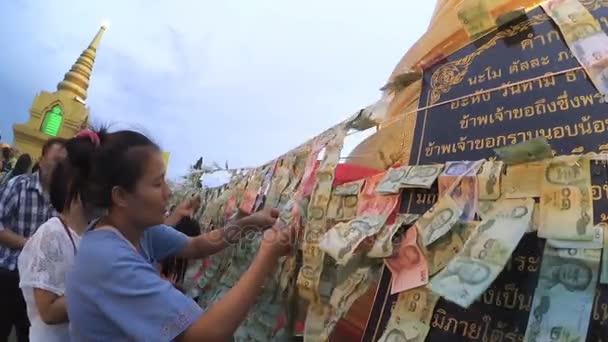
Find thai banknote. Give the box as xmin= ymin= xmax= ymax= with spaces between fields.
xmin=368 ymin=214 xmax=420 ymax=258
xmin=240 ymin=169 xmax=265 ymax=215
xmin=401 ymin=165 xmax=444 ymax=189
xmin=572 ymin=33 xmax=608 ymax=100
xmin=477 ymin=160 xmax=504 ymax=200
xmin=327 ymin=180 xmax=363 ymax=222
xmin=539 ymin=156 xmax=594 ymax=241
xmin=543 ymin=0 xmax=600 ymax=41
xmin=327 ymin=193 xmax=359 ymax=223
xmin=494 ymin=137 xmax=553 ymax=165
xmin=305 ymin=266 xmax=374 ymax=341
xmin=571 ymin=33 xmax=608 ymax=69
xmin=234 ymin=174 xmax=249 ymax=205
xmin=329 ymin=266 xmax=373 ymax=310
xmin=478 ymin=199 xmax=537 ymax=233
xmin=543 ymin=0 xmax=598 ymax=27
xmin=542 ymin=0 xmax=608 ymax=100
xmin=277 ymin=255 xmax=296 ymax=291
xmin=376 ymin=165 xmax=444 ymax=194
xmin=223 ymin=190 xmax=238 ymax=222
xmin=255 ymin=162 xmax=277 ymax=211
xmin=298 ymin=141 xmax=325 ymax=199
xmin=501 ymin=161 xmax=546 ymax=198
xmin=529 ymin=202 xmax=540 ymax=233
xmin=376 ymin=166 xmax=411 ymax=194
xmin=457 ymin=0 xmax=495 ymax=39
xmin=386 ymin=227 xmax=428 ymax=294
xmin=274 ymin=198 xmax=301 ymax=231
xmin=476 ymin=200 xmax=495 ymax=220
xmin=377 ymin=287 xmax=439 ymax=342
xmin=547 ymin=225 xmax=604 ymax=249
xmin=601 ymin=224 xmax=608 ymax=284
xmin=430 ymin=198 xmax=534 ymax=308
xmin=424 ymin=221 xmax=479 ymax=276
xmin=358 ymin=172 xmax=400 ymax=217
xmin=304 ymin=304 xmax=334 ymax=342
xmin=496 ymin=7 xmax=526 ymax=27
xmin=264 ymin=158 xmax=292 ymax=209
xmin=524 ymin=245 xmax=600 ymax=342
xmin=319 ymin=215 xmax=387 ymax=265
xmin=298 ymin=128 xmax=346 ymax=303
xmin=439 ymin=160 xmax=484 ymax=221
xmin=333 ymin=179 xmax=365 ymax=196
xmin=278 ymin=152 xmax=307 ymax=207
xmin=417 ymin=195 xmax=464 ymax=247
xmin=326 ymin=268 xmax=374 ymax=339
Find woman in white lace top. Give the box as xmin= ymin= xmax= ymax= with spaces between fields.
xmin=17 ymin=133 xmax=97 ymax=342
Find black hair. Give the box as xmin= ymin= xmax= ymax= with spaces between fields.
xmin=31 ymin=162 xmax=39 ymax=173
xmin=161 ymin=217 xmax=201 ymax=285
xmin=85 ymin=130 xmax=159 ymax=209
xmin=12 ymin=154 xmax=32 ymax=177
xmin=173 ymin=216 xmax=201 ymax=238
xmin=50 ymin=136 xmax=97 ymax=213
xmin=41 ymin=138 xmax=67 ymax=156
xmin=1 ymin=147 xmax=10 ymax=160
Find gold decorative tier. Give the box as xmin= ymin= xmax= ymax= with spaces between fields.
xmin=56 ymin=24 xmax=107 ymax=102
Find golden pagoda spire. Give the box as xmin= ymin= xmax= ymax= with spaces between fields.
xmin=56 ymin=24 xmax=107 ymax=102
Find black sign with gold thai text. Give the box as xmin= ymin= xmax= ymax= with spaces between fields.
xmin=412 ymin=5 xmax=608 ymax=165
xmin=364 ymin=3 xmax=608 ymax=342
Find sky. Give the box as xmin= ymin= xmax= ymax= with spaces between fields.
xmin=0 ymin=0 xmax=435 ymax=183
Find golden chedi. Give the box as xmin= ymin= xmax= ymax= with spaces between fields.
xmin=12 ymin=25 xmax=107 ymax=160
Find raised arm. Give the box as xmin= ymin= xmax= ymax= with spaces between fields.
xmin=164 ymin=195 xmax=201 ymax=227
xmin=179 ymin=225 xmax=294 ymax=341
xmin=90 ymin=224 xmax=295 ymax=342
xmin=178 ymin=208 xmax=279 ymax=260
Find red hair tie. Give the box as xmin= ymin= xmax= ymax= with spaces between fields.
xmin=76 ymin=129 xmax=100 ymax=146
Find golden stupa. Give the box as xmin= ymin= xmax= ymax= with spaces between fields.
xmin=337 ymin=0 xmax=546 ymax=339
xmin=348 ymin=0 xmax=544 ymax=171
xmin=12 ymin=25 xmax=107 ymax=160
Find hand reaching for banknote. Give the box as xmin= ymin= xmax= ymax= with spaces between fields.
xmin=259 ymin=223 xmax=299 ymax=258
xmin=240 ymin=208 xmax=280 ymax=232
xmin=165 ymin=195 xmax=202 ymax=226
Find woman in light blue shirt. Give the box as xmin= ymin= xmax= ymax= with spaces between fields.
xmin=65 ymin=129 xmax=295 ymax=341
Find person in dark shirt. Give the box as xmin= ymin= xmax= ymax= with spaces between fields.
xmin=1 ymin=147 xmax=11 ymax=173
xmin=161 ymin=216 xmax=202 ymax=294
xmin=1 ymin=154 xmax=33 ymax=185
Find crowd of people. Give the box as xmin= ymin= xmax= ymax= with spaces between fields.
xmin=0 ymin=129 xmax=298 ymax=342
xmin=0 ymin=145 xmax=33 ymax=186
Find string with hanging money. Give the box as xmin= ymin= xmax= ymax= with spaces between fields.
xmin=341 ymin=62 xmax=587 ymax=162
xmin=283 ymin=201 xmax=305 ymax=342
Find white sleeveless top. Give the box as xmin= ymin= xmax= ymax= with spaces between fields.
xmin=17 ymin=217 xmax=81 ymax=342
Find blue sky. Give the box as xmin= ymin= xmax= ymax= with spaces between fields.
xmin=0 ymin=0 xmax=434 ymax=181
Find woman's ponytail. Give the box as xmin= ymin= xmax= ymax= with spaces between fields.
xmin=49 ymin=128 xmax=103 ymax=213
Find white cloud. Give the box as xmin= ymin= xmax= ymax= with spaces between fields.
xmin=0 ymin=0 xmax=435 ymax=178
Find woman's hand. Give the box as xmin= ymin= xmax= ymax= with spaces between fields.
xmin=177 ymin=195 xmax=201 ymax=217
xmin=259 ymin=223 xmax=298 ymax=259
xmin=166 ymin=195 xmax=201 ymax=226
xmin=239 ymin=208 xmax=279 ymax=232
